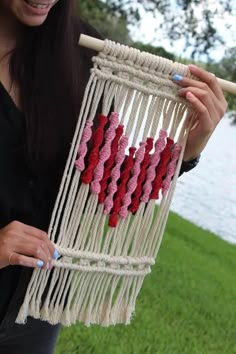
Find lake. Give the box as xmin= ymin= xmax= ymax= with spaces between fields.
xmin=171 ymin=116 xmax=236 ymax=244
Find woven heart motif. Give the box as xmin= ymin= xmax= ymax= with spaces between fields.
xmin=75 ymin=112 xmax=182 ymax=227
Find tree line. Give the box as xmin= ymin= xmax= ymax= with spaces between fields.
xmin=77 ymin=0 xmax=236 ymax=118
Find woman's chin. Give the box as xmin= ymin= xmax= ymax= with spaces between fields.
xmin=20 ymin=15 xmax=48 ymax=26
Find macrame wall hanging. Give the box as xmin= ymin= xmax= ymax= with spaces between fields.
xmin=16 ymin=36 xmax=212 ymax=327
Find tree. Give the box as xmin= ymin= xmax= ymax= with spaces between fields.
xmin=77 ymin=0 xmax=176 ymax=60
xmin=101 ymin=0 xmax=235 ymax=59
xmin=77 ymin=1 xmax=235 ymax=59
xmin=132 ymin=42 xmax=175 ymax=61
xmin=217 ymin=47 xmax=236 ymax=121
xmin=207 ymin=47 xmax=236 ymax=114
xmin=77 ymin=0 xmax=132 ymax=44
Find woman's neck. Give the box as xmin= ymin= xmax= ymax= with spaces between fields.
xmin=0 ymin=7 xmax=23 ymax=108
xmin=0 ymin=9 xmax=22 ymax=60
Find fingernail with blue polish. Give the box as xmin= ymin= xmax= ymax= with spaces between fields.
xmin=53 ymin=250 xmax=60 ymax=260
xmin=37 ymin=260 xmax=44 ymax=268
xmin=173 ymin=74 xmax=183 ymax=81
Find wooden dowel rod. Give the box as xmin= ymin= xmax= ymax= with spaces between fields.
xmin=79 ymin=34 xmax=104 ymax=52
xmin=79 ymin=34 xmax=236 ymax=95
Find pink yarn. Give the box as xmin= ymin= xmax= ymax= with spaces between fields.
xmin=75 ymin=120 xmax=93 ymax=171
xmin=162 ymin=143 xmax=182 ymax=196
xmin=141 ymin=129 xmax=167 ymax=203
xmin=104 ymin=136 xmax=128 ymax=214
xmin=91 ymin=112 xmax=119 ymax=194
xmin=119 ymin=142 xmax=146 ymax=218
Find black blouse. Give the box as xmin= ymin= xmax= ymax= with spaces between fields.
xmin=0 ymin=81 xmax=65 ymax=330
xmin=0 ymin=21 xmax=100 ymax=330
xmin=0 ymin=81 xmax=37 ymax=330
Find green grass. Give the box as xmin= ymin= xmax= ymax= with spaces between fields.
xmin=55 ymin=212 xmax=236 ymax=354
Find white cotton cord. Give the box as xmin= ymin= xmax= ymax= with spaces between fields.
xmin=45 ymin=268 xmax=70 ymax=324
xmin=84 ymin=204 xmax=104 ymax=251
xmin=92 ymin=209 xmax=107 ymax=253
xmin=114 ymin=77 xmax=130 ymax=114
xmin=100 ymin=275 xmax=120 ymax=325
xmin=63 ymin=271 xmax=88 ymax=324
xmin=132 ymin=94 xmax=149 ymax=146
xmin=55 ymin=247 xmax=154 ymax=268
xmin=53 ymin=270 xmax=74 ymax=320
xmin=64 ymin=184 xmax=90 ymax=249
xmin=82 ymin=272 xmax=105 ymax=325
xmin=39 ymin=268 xmax=62 ymax=318
xmin=71 ymin=272 xmax=94 ymax=324
xmin=109 ymin=214 xmax=132 ymax=256
xmin=23 ymin=269 xmax=51 ymax=321
xmin=57 ymin=171 xmax=80 ymax=246
xmin=87 ymin=273 xmax=109 ymax=324
xmin=120 ymin=88 xmax=137 ymax=125
xmin=16 ymin=268 xmax=48 ymax=323
xmin=102 ymin=217 xmax=125 ymax=255
xmin=48 ymin=73 xmax=96 ymax=242
xmin=126 ymin=275 xmax=145 ymax=319
xmin=134 ymin=200 xmax=157 ymax=257
xmin=74 ymin=194 xmax=98 ymax=250
xmin=149 ymin=97 xmax=165 ymax=138
xmin=102 ymin=80 xmax=116 ymax=116
xmin=93 ymin=68 xmax=188 ymax=104
xmin=100 ymin=223 xmax=116 ymax=255
xmin=162 ymin=99 xmax=174 ymax=133
xmin=143 ymin=197 xmax=167 ymax=258
xmin=169 ymin=102 xmax=186 ymax=140
xmin=120 ymin=204 xmax=145 ymax=256
xmin=53 ymin=76 xmax=105 ymax=245
xmin=60 ymin=271 xmax=81 ymax=325
xmin=88 ymin=79 xmax=107 ymax=120
xmin=102 ymin=216 xmax=124 ymax=256
xmin=128 ymin=202 xmax=151 ymax=257
xmin=49 ymin=76 xmax=98 ymax=244
xmin=93 ymin=56 xmax=182 ymax=91
xmin=124 ymin=90 xmax=143 ymax=138
xmin=47 ymin=261 xmax=150 ymax=280
xmin=142 ymin=95 xmax=158 ymax=140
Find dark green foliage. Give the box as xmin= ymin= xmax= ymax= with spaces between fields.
xmin=132 ymin=42 xmax=175 ymax=60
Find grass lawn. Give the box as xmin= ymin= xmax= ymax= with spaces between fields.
xmin=55 ymin=212 xmax=236 ymax=354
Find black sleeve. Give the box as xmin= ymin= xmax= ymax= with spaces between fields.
xmin=179 ymin=155 xmax=201 ymax=176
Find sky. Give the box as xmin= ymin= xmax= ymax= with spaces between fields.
xmin=129 ymin=2 xmax=236 ymax=62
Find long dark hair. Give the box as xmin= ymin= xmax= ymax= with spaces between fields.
xmin=10 ymin=0 xmax=95 ymax=174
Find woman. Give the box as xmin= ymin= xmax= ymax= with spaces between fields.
xmin=0 ymin=0 xmax=227 ymax=353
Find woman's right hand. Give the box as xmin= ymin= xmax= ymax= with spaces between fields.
xmin=0 ymin=221 xmax=59 ymax=269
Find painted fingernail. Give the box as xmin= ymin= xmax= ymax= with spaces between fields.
xmin=173 ymin=74 xmax=183 ymax=81
xmin=188 ymin=64 xmax=197 ymax=70
xmin=37 ymin=260 xmax=44 ymax=268
xmin=53 ymin=250 xmax=60 ymax=260
xmin=186 ymin=92 xmax=195 ymax=100
xmin=48 ymin=262 xmax=53 ymax=270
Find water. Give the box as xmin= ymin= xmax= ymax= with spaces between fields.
xmin=171 ymin=116 xmax=236 ymax=244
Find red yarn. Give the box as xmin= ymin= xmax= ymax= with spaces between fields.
xmin=150 ymin=137 xmax=174 ymax=200
xmin=108 ymin=146 xmax=136 ymax=227
xmin=129 ymin=138 xmax=153 ymax=214
xmin=81 ymin=115 xmax=108 ymax=184
xmin=98 ymin=125 xmax=124 ymax=204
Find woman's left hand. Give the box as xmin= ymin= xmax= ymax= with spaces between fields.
xmin=173 ymin=64 xmax=228 ymax=161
